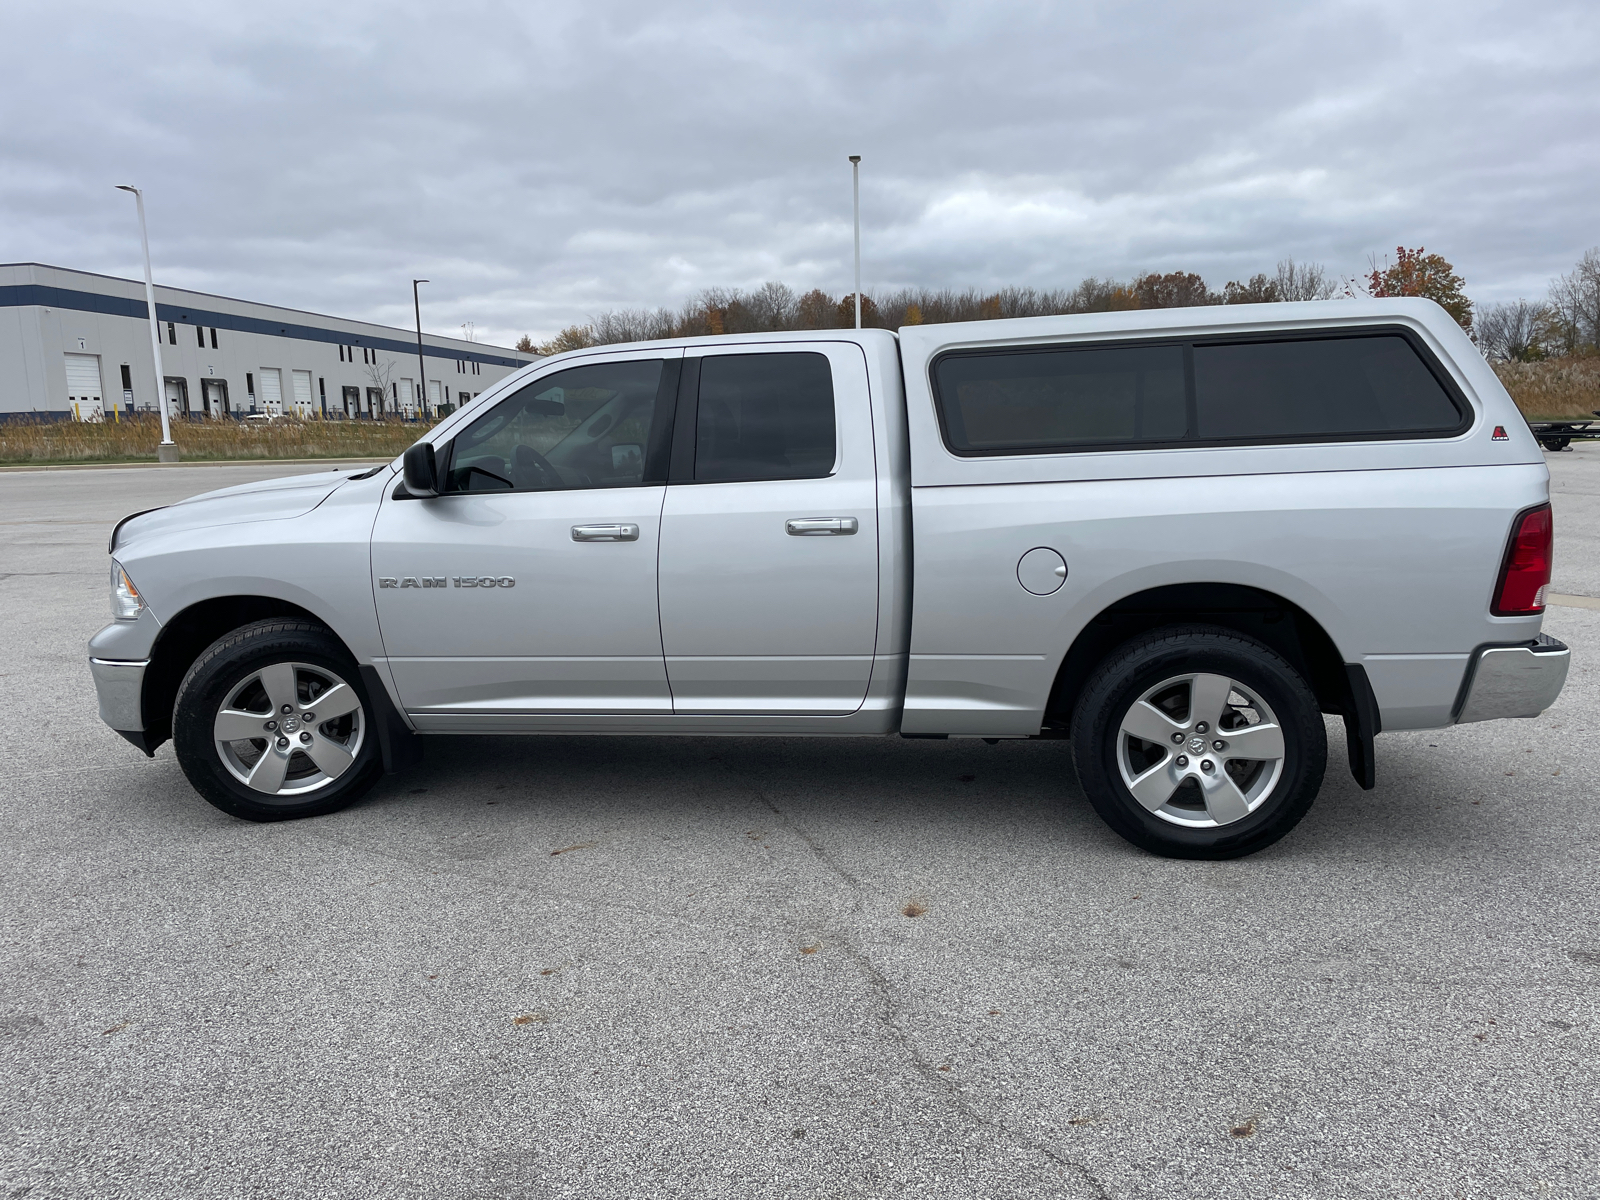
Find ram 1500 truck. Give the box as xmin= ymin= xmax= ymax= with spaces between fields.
xmin=90 ymin=298 xmax=1569 ymax=858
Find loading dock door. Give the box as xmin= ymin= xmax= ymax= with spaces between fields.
xmin=258 ymin=368 xmax=283 ymax=415
xmin=342 ymin=386 xmax=361 ymax=416
xmin=292 ymin=370 xmax=314 ymax=417
xmin=164 ymin=377 xmax=189 ymax=417
xmin=64 ymin=353 xmax=103 ymax=421
xmin=202 ymin=379 xmax=229 ymax=417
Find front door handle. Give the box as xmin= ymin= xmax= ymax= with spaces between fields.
xmin=571 ymin=523 xmax=640 ymax=542
xmin=785 ymin=517 xmax=859 ymax=536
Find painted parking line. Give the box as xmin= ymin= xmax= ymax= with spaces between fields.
xmin=1549 ymin=593 xmax=1600 ymax=611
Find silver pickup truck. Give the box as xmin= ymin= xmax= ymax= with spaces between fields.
xmin=90 ymin=298 xmax=1569 ymax=858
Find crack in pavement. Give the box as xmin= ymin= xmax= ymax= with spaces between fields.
xmin=728 ymin=767 xmax=1112 ymax=1200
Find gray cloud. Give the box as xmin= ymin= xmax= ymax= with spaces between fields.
xmin=1 ymin=0 xmax=1595 ymax=344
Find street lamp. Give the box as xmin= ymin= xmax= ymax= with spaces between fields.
xmin=115 ymin=185 xmax=176 ymax=459
xmin=849 ymin=156 xmax=862 ymax=330
xmin=413 ymin=279 xmax=429 ymax=418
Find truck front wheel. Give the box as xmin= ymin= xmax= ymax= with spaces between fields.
xmin=172 ymin=619 xmax=384 ymax=822
xmin=1070 ymin=626 xmax=1326 ymax=859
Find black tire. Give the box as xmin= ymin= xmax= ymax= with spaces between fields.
xmin=172 ymin=619 xmax=383 ymax=822
xmin=1070 ymin=625 xmax=1326 ymax=859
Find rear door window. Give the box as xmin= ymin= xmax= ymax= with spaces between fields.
xmin=693 ymin=352 xmax=837 ymax=482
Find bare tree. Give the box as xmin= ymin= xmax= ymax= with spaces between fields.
xmin=1547 ymin=248 xmax=1600 ymax=356
xmin=1476 ymin=300 xmax=1551 ymax=362
xmin=745 ymin=281 xmax=798 ymax=331
xmin=364 ymin=357 xmax=395 ymax=417
xmin=1274 ymin=259 xmax=1335 ymax=302
xmin=591 ymin=309 xmax=675 ymax=345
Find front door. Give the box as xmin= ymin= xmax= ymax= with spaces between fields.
xmin=371 ymin=349 xmax=682 ymax=728
xmin=657 ymin=343 xmax=880 ymax=715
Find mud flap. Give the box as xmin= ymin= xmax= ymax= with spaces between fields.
xmin=1342 ymin=664 xmax=1380 ymax=791
xmin=359 ymin=664 xmax=423 ymax=774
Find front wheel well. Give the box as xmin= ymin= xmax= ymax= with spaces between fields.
xmin=1046 ymin=583 xmax=1353 ymax=730
xmin=140 ymin=596 xmax=333 ymax=751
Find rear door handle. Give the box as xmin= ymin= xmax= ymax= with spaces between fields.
xmin=571 ymin=523 xmax=640 ymax=542
xmin=785 ymin=517 xmax=859 ymax=536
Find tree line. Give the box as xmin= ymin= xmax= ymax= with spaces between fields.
xmin=515 ymin=247 xmax=1600 ymax=367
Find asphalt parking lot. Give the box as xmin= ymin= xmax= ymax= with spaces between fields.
xmin=2 ymin=450 xmax=1598 ymax=1200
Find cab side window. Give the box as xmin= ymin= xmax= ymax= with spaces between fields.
xmin=445 ymin=360 xmax=668 ymax=493
xmin=694 ymin=352 xmax=837 ymax=482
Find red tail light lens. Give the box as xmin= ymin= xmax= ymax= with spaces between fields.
xmin=1492 ymin=504 xmax=1552 ymax=615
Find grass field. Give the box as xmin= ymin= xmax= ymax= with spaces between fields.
xmin=1492 ymin=356 xmax=1600 ymax=421
xmin=0 ymin=414 xmax=434 ymax=465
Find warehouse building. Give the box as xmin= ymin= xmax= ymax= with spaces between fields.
xmin=0 ymin=262 xmax=535 ymax=421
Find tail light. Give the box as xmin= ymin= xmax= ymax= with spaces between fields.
xmin=1492 ymin=504 xmax=1552 ymax=616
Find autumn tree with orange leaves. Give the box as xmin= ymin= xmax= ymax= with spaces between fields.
xmin=1365 ymin=247 xmax=1473 ymax=330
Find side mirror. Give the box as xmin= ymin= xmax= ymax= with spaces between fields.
xmin=402 ymin=441 xmax=440 ymax=497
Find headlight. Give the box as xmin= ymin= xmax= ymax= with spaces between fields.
xmin=110 ymin=561 xmax=144 ymax=620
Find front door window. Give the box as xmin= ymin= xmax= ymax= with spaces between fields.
xmin=445 ymin=359 xmax=671 ymax=494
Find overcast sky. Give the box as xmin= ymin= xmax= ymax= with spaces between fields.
xmin=2 ymin=0 xmax=1596 ymax=347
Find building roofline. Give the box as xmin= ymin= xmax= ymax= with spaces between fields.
xmin=0 ymin=262 xmax=525 ymax=356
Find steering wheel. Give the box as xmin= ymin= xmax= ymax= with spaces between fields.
xmin=513 ymin=443 xmax=561 ymax=490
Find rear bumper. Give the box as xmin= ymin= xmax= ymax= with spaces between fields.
xmin=1454 ymin=635 xmax=1570 ymax=724
xmin=89 ymin=657 xmax=147 ymax=733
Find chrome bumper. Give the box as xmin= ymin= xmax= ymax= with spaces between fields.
xmin=1455 ymin=635 xmax=1570 ymax=724
xmin=89 ymin=657 xmax=147 ymax=732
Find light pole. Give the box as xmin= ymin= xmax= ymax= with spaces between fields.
xmin=849 ymin=155 xmax=862 ymax=330
xmin=413 ymin=279 xmax=429 ymax=418
xmin=115 ymin=185 xmax=176 ymax=458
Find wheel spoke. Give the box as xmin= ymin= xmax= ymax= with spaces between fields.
xmin=307 ymin=682 xmax=360 ymax=721
xmin=1200 ymin=770 xmax=1252 ymax=825
xmin=257 ymin=663 xmax=299 ymax=714
xmin=1187 ymin=673 xmax=1235 ymax=729
xmin=1221 ymin=722 xmax=1284 ymax=762
xmin=245 ymin=746 xmax=290 ymax=794
xmin=1121 ymin=700 xmax=1183 ymax=745
xmin=303 ymin=733 xmax=354 ymax=778
xmin=214 ymin=708 xmax=269 ymax=743
xmin=1126 ymin=761 xmax=1181 ymax=812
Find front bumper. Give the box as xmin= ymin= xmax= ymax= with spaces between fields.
xmin=90 ymin=656 xmax=148 ymax=737
xmin=1454 ymin=635 xmax=1570 ymax=724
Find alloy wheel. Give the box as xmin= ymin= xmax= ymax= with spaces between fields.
xmin=212 ymin=661 xmax=365 ymax=799
xmin=1115 ymin=672 xmax=1286 ymax=828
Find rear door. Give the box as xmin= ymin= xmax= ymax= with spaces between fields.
xmin=371 ymin=348 xmax=682 ymax=726
xmin=657 ymin=343 xmax=880 ymax=715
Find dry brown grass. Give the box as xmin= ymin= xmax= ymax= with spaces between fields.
xmin=1492 ymin=356 xmax=1600 ymax=421
xmin=0 ymin=413 xmax=434 ymax=465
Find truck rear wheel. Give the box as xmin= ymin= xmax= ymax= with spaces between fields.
xmin=1070 ymin=626 xmax=1326 ymax=859
xmin=172 ymin=620 xmax=383 ymax=822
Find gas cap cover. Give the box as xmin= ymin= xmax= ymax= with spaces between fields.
xmin=1017 ymin=547 xmax=1068 ymax=595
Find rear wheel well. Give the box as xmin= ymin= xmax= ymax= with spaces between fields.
xmin=141 ymin=597 xmax=331 ymax=751
xmin=1047 ymin=583 xmax=1352 ymax=729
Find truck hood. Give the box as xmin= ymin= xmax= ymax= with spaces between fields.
xmin=111 ymin=468 xmax=373 ymax=550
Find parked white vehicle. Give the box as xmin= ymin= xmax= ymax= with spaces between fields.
xmin=90 ymin=299 xmax=1568 ymax=858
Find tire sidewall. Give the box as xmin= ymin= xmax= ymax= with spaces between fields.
xmin=173 ymin=622 xmax=382 ymax=821
xmin=1073 ymin=632 xmax=1326 ymax=858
